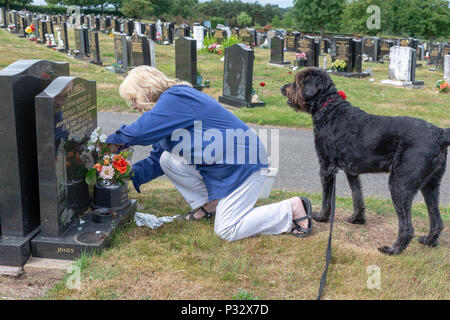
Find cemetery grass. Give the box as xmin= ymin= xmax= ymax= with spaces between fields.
xmin=1 ymin=28 xmax=449 ymax=130
xmin=43 ymin=180 xmax=450 ymax=300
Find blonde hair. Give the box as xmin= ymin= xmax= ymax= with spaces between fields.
xmin=119 ymin=66 xmax=192 ymax=111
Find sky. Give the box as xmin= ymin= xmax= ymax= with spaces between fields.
xmin=32 ymin=0 xmax=294 ymax=8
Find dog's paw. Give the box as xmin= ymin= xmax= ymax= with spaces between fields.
xmin=347 ymin=216 xmax=366 ymax=225
xmin=312 ymin=211 xmax=330 ymax=223
xmin=378 ymin=245 xmax=403 ymax=255
xmin=418 ymin=236 xmax=438 ymax=247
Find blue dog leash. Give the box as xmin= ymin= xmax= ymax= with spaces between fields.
xmin=317 ymin=180 xmax=336 ymax=300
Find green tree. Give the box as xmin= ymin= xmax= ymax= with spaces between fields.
xmin=236 ymin=11 xmax=252 ymax=27
xmin=398 ymin=0 xmax=450 ymax=45
xmin=171 ymin=0 xmax=198 ymax=18
xmin=108 ymin=0 xmax=123 ymax=11
xmin=293 ymin=0 xmax=345 ymax=52
xmin=121 ymin=0 xmax=154 ymax=19
xmin=271 ymin=15 xmax=281 ymax=27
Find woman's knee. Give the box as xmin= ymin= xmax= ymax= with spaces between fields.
xmin=214 ymin=224 xmax=236 ymax=242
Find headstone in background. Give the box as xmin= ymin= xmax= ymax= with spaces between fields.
xmin=193 ymin=26 xmax=205 ymax=50
xmin=285 ymin=31 xmax=300 ymax=52
xmin=353 ymin=38 xmax=363 ymax=73
xmin=219 ymin=44 xmax=265 ymax=108
xmin=10 ymin=10 xmax=18 ymax=33
xmin=330 ymin=36 xmax=367 ymax=77
xmin=297 ymin=35 xmax=319 ymax=67
xmin=232 ymin=27 xmax=239 ymax=38
xmin=114 ymin=32 xmax=130 ymax=68
xmin=74 ymin=27 xmax=87 ymax=58
xmin=60 ymin=22 xmax=69 ymax=51
xmin=39 ymin=20 xmax=47 ymax=44
xmin=31 ymin=76 xmax=137 ymax=260
xmin=214 ymin=28 xmax=226 ymax=43
xmin=124 ymin=19 xmax=134 ymax=36
xmin=438 ymin=44 xmax=450 ymax=69
xmin=269 ymin=36 xmax=290 ymax=65
xmin=89 ymin=31 xmax=102 ymax=65
xmin=94 ymin=16 xmax=100 ymax=31
xmin=363 ymin=37 xmax=381 ymax=62
xmin=266 ymin=30 xmax=275 ymax=48
xmin=113 ymin=18 xmax=120 ymax=33
xmin=33 ymin=17 xmax=40 ymax=39
xmin=240 ymin=28 xmax=252 ymax=47
xmin=130 ymin=32 xmax=150 ymax=66
xmin=45 ymin=20 xmax=54 ymax=36
xmin=0 ymin=60 xmax=69 ymax=267
xmin=379 ymin=39 xmax=395 ymax=60
xmin=0 ymin=7 xmax=6 ymax=28
xmin=175 ymin=37 xmax=204 ymax=90
xmin=399 ymin=38 xmax=418 ymax=50
xmin=17 ymin=15 xmax=27 ymax=38
xmin=417 ymin=45 xmax=424 ymax=61
xmin=444 ymin=55 xmax=450 ymax=82
xmin=381 ymin=46 xmax=424 ymax=86
xmin=428 ymin=44 xmax=441 ymax=66
xmin=202 ymin=20 xmax=211 ymax=29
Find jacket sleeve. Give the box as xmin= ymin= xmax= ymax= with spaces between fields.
xmin=105 ymin=91 xmax=197 ymax=147
xmin=130 ymin=142 xmax=165 ymax=193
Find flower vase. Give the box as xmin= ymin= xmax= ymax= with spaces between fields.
xmin=196 ymin=76 xmax=203 ymax=86
xmin=92 ymin=179 xmax=130 ymax=210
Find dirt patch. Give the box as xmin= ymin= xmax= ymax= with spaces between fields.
xmin=0 ymin=274 xmax=58 ymax=300
xmin=310 ymin=205 xmax=449 ymax=251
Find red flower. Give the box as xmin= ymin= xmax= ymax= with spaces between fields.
xmin=260 ymin=82 xmax=266 ymax=87
xmin=113 ymin=158 xmax=128 ymax=174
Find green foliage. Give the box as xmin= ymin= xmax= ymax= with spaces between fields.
xmin=293 ymin=0 xmax=345 ymax=33
xmin=85 ymin=168 xmax=97 ymax=186
xmin=210 ymin=16 xmax=225 ymax=29
xmin=171 ymin=0 xmax=198 ymax=18
xmin=222 ymin=35 xmax=240 ymax=48
xmin=232 ymin=289 xmax=259 ymax=300
xmin=236 ymin=11 xmax=252 ymax=27
xmin=121 ymin=0 xmax=154 ymax=19
xmin=271 ymin=15 xmax=281 ymax=27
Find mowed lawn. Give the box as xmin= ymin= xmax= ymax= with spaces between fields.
xmin=0 ymin=28 xmax=449 ymax=300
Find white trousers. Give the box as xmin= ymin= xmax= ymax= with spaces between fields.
xmin=159 ymin=151 xmax=293 ymax=241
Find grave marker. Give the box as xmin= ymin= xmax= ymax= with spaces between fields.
xmin=219 ymin=44 xmax=265 ymax=108
xmin=381 ymin=46 xmax=424 ymax=87
xmin=0 ymin=60 xmax=69 ymax=267
xmin=89 ymin=31 xmax=102 ymax=65
xmin=175 ymin=37 xmax=205 ymax=90
xmin=269 ymin=36 xmax=290 ymax=65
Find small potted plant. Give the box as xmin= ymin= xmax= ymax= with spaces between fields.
xmin=85 ymin=128 xmax=133 ymax=210
xmin=332 ymin=59 xmax=347 ymax=72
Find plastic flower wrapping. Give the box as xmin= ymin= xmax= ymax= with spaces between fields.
xmin=85 ymin=127 xmax=133 ymax=186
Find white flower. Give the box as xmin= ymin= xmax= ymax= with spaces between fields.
xmin=103 ymin=155 xmax=110 ymax=161
xmin=99 ymin=134 xmax=107 ymax=143
xmin=87 ymin=145 xmax=95 ymax=152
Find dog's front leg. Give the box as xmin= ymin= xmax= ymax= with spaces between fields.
xmin=345 ymin=173 xmax=366 ymax=224
xmin=312 ymin=166 xmax=337 ymax=223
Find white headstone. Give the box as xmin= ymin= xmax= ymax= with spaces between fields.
xmin=444 ymin=55 xmax=450 ymax=82
xmin=388 ymin=46 xmax=415 ymax=81
xmin=156 ymin=19 xmax=162 ymax=37
xmin=56 ymin=27 xmax=64 ymax=50
xmin=193 ymin=26 xmax=204 ymax=50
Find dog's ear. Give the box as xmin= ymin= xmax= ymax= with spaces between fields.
xmin=301 ymin=69 xmax=326 ymax=101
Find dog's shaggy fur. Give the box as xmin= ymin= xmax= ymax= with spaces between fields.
xmin=281 ymin=67 xmax=450 ymax=255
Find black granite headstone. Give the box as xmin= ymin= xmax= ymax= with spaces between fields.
xmin=269 ymin=36 xmax=290 ymax=65
xmin=285 ymin=31 xmax=300 ymax=52
xmin=31 ymin=76 xmax=137 ymax=260
xmin=130 ymin=32 xmax=148 ymax=66
xmin=0 ymin=60 xmax=69 ymax=267
xmin=331 ymin=37 xmax=368 ymax=78
xmin=0 ymin=7 xmax=6 ymax=28
xmin=74 ymin=27 xmax=87 ymax=58
xmin=363 ymin=37 xmax=380 ymax=62
xmin=89 ymin=31 xmax=102 ymax=65
xmin=175 ymin=37 xmax=204 ymax=90
xmin=114 ymin=32 xmax=129 ymax=68
xmin=219 ymin=44 xmax=265 ymax=108
xmin=380 ymin=39 xmax=395 ymax=59
xmin=214 ymin=28 xmax=226 ymax=44
xmin=113 ymin=18 xmax=120 ymax=33
xmin=60 ymin=22 xmax=69 ymax=51
xmin=297 ymin=35 xmax=318 ymax=67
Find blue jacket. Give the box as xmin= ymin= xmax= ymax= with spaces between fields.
xmin=106 ymin=85 xmax=268 ymax=201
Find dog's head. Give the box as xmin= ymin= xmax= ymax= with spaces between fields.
xmin=281 ymin=67 xmax=336 ymax=113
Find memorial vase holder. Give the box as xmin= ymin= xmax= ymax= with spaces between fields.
xmin=92 ymin=179 xmax=130 ymax=211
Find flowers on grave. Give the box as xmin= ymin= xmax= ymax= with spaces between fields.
xmin=85 ymin=127 xmax=132 ymax=186
xmin=7 ymin=24 xmax=15 ymax=32
xmin=259 ymin=82 xmax=266 ymax=101
xmin=436 ymin=80 xmax=449 ymax=93
xmin=207 ymin=43 xmax=223 ymax=55
xmin=156 ymin=32 xmax=162 ymax=44
xmin=295 ymin=52 xmax=307 ymax=61
xmin=25 ymin=26 xmax=32 ymax=34
xmin=111 ymin=60 xmax=124 ymax=69
xmin=331 ymin=59 xmax=347 ymax=72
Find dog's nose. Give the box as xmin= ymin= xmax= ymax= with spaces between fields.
xmin=280 ymin=84 xmax=289 ymax=96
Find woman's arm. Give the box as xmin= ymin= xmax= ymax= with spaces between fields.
xmin=131 ymin=142 xmax=165 ymax=193
xmin=106 ymin=91 xmax=196 ymax=147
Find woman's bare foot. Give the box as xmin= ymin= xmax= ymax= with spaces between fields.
xmin=290 ymin=197 xmax=309 ymax=234
xmin=184 ymin=200 xmax=219 ymax=221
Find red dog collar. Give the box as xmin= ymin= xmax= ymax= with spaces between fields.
xmin=318 ymin=91 xmax=347 ymax=112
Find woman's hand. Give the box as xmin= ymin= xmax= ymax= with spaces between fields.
xmin=108 ymin=143 xmax=123 ymax=153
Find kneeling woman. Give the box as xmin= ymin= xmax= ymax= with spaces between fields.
xmin=106 ymin=66 xmax=312 ymax=241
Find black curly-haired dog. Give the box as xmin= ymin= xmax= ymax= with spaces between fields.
xmin=281 ymin=67 xmax=450 ymax=255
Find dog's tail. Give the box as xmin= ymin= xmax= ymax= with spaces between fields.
xmin=444 ymin=129 xmax=450 ymax=146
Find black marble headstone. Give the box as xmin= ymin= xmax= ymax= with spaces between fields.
xmin=0 ymin=7 xmax=6 ymax=28
xmin=60 ymin=22 xmax=69 ymax=51
xmin=332 ymin=36 xmax=354 ymax=72
xmin=380 ymin=39 xmax=395 ymax=59
xmin=0 ymin=60 xmax=69 ymax=267
xmin=269 ymin=36 xmax=290 ymax=65
xmin=175 ymin=37 xmax=203 ymax=90
xmin=114 ymin=32 xmax=129 ymax=68
xmin=297 ymin=35 xmax=318 ymax=67
xmin=130 ymin=32 xmax=147 ymax=66
xmin=219 ymin=44 xmax=265 ymax=108
xmin=285 ymin=31 xmax=300 ymax=52
xmin=89 ymin=31 xmax=102 ymax=65
xmin=363 ymin=37 xmax=380 ymax=62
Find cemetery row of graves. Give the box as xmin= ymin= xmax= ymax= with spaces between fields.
xmin=0 ymin=8 xmax=448 ymax=300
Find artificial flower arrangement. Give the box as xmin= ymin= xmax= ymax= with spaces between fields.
xmin=331 ymin=59 xmax=347 ymax=72
xmin=436 ymin=79 xmax=449 ymax=93
xmin=156 ymin=32 xmax=162 ymax=44
xmin=85 ymin=127 xmax=132 ymax=186
xmin=295 ymin=52 xmax=307 ymax=61
xmin=8 ymin=24 xmax=15 ymax=32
